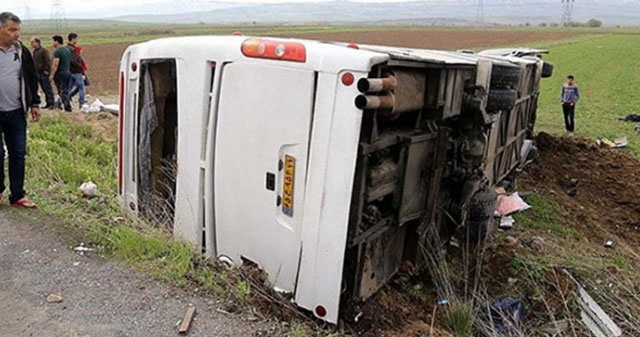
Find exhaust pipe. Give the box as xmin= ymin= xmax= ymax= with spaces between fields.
xmin=355 ymin=93 xmax=396 ymax=111
xmin=357 ymin=76 xmax=398 ymax=93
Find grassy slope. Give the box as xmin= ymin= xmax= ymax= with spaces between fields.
xmin=536 ymin=33 xmax=640 ymax=156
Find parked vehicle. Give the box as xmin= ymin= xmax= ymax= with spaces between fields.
xmin=118 ymin=36 xmax=551 ymax=324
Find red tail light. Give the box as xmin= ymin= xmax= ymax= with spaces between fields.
xmin=118 ymin=71 xmax=124 ymax=194
xmin=241 ymin=38 xmax=306 ymax=63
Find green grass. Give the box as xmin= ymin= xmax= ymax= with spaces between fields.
xmin=514 ymin=193 xmax=583 ymax=240
xmin=445 ymin=301 xmax=474 ymax=337
xmin=21 ymin=114 xmax=240 ymax=301
xmin=536 ymin=34 xmax=640 ymax=157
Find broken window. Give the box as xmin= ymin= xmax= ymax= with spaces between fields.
xmin=137 ymin=60 xmax=178 ymax=230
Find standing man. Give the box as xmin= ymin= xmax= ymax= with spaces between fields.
xmin=66 ymin=32 xmax=87 ymax=109
xmin=29 ymin=36 xmax=55 ymax=109
xmin=50 ymin=35 xmax=72 ymax=112
xmin=560 ymin=74 xmax=580 ymax=134
xmin=0 ymin=12 xmax=41 ymax=208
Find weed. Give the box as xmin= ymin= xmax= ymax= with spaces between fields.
xmin=289 ymin=322 xmax=308 ymax=337
xmin=611 ymin=255 xmax=627 ymax=269
xmin=235 ymin=280 xmax=249 ymax=305
xmin=407 ymin=283 xmax=429 ymax=302
xmin=445 ymin=300 xmax=474 ymax=337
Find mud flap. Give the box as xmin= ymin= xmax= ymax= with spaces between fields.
xmin=356 ymin=225 xmax=406 ymax=300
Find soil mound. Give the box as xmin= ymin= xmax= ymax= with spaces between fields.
xmin=523 ymin=132 xmax=640 ymax=245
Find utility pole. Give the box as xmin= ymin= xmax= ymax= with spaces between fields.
xmin=561 ymin=0 xmax=575 ymax=27
xmin=24 ymin=4 xmax=32 ymax=22
xmin=51 ymin=0 xmax=68 ymax=30
xmin=476 ymin=0 xmax=485 ymax=27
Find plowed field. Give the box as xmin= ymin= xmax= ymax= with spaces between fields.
xmin=82 ymin=29 xmax=577 ymax=94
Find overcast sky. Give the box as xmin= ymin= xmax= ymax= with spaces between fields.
xmin=4 ymin=0 xmax=629 ymax=20
xmin=7 ymin=0 xmax=464 ymax=19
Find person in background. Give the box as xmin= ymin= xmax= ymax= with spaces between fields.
xmin=560 ymin=74 xmax=580 ymax=135
xmin=50 ymin=34 xmax=72 ymax=112
xmin=66 ymin=32 xmax=87 ymax=109
xmin=29 ymin=36 xmax=55 ymax=109
xmin=0 ymin=12 xmax=41 ymax=208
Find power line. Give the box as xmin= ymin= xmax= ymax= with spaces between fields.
xmin=477 ymin=0 xmax=485 ymax=26
xmin=51 ymin=0 xmax=68 ymax=30
xmin=24 ymin=4 xmax=32 ymax=22
xmin=561 ymin=0 xmax=576 ymax=27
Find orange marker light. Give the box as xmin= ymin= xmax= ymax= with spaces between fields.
xmin=241 ymin=38 xmax=306 ymax=63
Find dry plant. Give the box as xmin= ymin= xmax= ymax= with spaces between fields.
xmin=139 ymin=157 xmax=177 ymax=232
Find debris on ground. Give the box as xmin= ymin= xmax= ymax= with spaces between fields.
xmin=81 ymin=98 xmax=105 ymax=114
xmin=619 ymin=113 xmax=640 ymax=122
xmin=478 ymin=298 xmax=526 ymax=335
xmin=577 ymin=285 xmax=622 ymax=337
xmin=520 ymin=139 xmax=537 ymax=165
xmin=499 ymin=216 xmax=515 ymax=229
xmin=557 ymin=270 xmax=623 ymax=337
xmin=79 ymin=181 xmax=98 ymax=199
xmin=596 ymin=137 xmax=628 ymax=148
xmin=495 ymin=192 xmax=531 ymax=217
xmin=503 ymin=235 xmax=518 ymax=247
xmin=559 ymin=177 xmax=579 ymax=197
xmin=46 ymin=294 xmax=63 ymax=303
xmin=73 ymin=243 xmax=96 ymax=255
xmin=604 ymin=240 xmax=615 ymax=248
xmin=102 ymin=104 xmax=119 ymax=115
xmin=539 ymin=319 xmax=570 ymax=336
xmin=178 ymin=306 xmax=197 ymax=334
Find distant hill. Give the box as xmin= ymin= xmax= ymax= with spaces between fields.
xmin=109 ymin=0 xmax=640 ymax=27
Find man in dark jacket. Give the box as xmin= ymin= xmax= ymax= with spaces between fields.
xmin=67 ymin=33 xmax=87 ymax=109
xmin=0 ymin=12 xmax=40 ymax=208
xmin=29 ymin=36 xmax=55 ymax=109
xmin=50 ymin=34 xmax=72 ymax=112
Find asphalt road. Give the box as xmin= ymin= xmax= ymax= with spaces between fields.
xmin=0 ymin=210 xmax=283 ymax=337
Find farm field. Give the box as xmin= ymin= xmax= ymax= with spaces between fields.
xmin=67 ymin=28 xmax=582 ymax=93
xmin=22 ymin=26 xmax=640 ymax=337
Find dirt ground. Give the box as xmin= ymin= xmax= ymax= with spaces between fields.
xmin=82 ymin=30 xmax=577 ymax=94
xmin=83 ymin=43 xmax=129 ymax=95
xmin=0 ymin=211 xmax=284 ymax=337
xmin=522 ymin=132 xmax=640 ymax=247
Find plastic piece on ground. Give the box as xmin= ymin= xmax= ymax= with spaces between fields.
xmin=488 ymin=298 xmax=526 ymax=334
xmin=495 ymin=192 xmax=531 ymax=217
xmin=499 ymin=216 xmax=515 ymax=229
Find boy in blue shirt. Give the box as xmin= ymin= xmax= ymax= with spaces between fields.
xmin=561 ymin=74 xmax=580 ymax=134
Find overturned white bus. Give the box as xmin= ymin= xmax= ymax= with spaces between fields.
xmin=118 ymin=36 xmax=551 ymax=324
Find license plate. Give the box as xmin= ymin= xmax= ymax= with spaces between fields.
xmin=282 ymin=155 xmax=296 ymax=217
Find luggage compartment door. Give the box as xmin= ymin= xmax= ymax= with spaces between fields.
xmin=214 ymin=63 xmax=314 ymax=293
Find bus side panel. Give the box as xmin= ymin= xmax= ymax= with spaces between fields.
xmin=120 ymin=50 xmax=139 ymax=214
xmin=295 ymin=71 xmax=367 ymax=323
xmin=173 ymin=58 xmax=208 ymax=246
